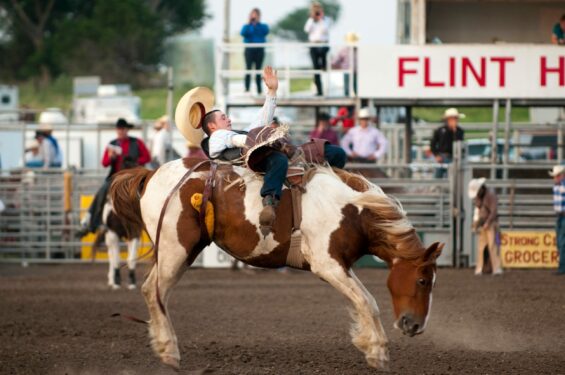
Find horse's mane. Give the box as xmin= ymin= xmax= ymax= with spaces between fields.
xmin=327 ymin=168 xmax=425 ymax=261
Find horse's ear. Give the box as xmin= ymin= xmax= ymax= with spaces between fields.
xmin=424 ymin=242 xmax=444 ymax=261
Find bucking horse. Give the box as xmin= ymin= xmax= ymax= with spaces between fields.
xmin=109 ymin=157 xmax=443 ymax=371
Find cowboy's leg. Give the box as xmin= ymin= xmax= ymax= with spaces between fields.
xmin=259 ymin=151 xmax=288 ymax=199
xmin=485 ymin=225 xmax=502 ymax=273
xmin=88 ymin=179 xmax=112 ymax=232
xmin=475 ymin=229 xmax=487 ymax=274
xmin=324 ymin=144 xmax=347 ymax=169
xmin=310 ymin=263 xmax=388 ymax=369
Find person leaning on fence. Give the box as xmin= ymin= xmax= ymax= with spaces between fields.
xmin=550 ymin=165 xmax=565 ymax=275
xmin=430 ymin=108 xmax=465 ymax=178
xmin=331 ymin=32 xmax=358 ymax=97
xmin=551 ymin=14 xmax=565 ymax=45
xmin=340 ymin=107 xmax=388 ymax=163
xmin=76 ymin=118 xmax=150 ymax=238
xmin=469 ymin=178 xmax=503 ymax=276
xmin=34 ymin=128 xmax=62 ymax=169
xmin=304 ymin=1 xmax=331 ymax=96
xmin=241 ymin=8 xmax=269 ymax=95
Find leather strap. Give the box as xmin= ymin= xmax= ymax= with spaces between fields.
xmin=290 ymin=187 xmax=302 ymax=231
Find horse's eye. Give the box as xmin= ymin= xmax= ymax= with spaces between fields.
xmin=417 ymin=278 xmax=427 ymax=287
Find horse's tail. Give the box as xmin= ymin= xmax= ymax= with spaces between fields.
xmin=109 ymin=167 xmax=155 ymax=238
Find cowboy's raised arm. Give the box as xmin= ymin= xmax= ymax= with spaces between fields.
xmin=246 ymin=66 xmax=278 ymax=131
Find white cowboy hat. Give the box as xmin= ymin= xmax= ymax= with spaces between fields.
xmin=549 ymin=165 xmax=565 ymax=177
xmin=468 ymin=178 xmax=486 ymax=199
xmin=174 ymin=87 xmax=215 ymax=145
xmin=443 ymin=108 xmax=466 ymax=119
xmin=358 ymin=107 xmax=374 ymax=119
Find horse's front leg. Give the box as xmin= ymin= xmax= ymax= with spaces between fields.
xmin=310 ymin=263 xmax=389 ymax=370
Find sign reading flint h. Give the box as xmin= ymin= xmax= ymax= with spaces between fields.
xmin=358 ymin=45 xmax=565 ymax=99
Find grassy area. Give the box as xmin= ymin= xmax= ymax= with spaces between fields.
xmin=135 ymin=86 xmax=194 ymax=119
xmin=290 ymin=78 xmax=312 ymax=93
xmin=413 ymin=107 xmax=530 ymax=123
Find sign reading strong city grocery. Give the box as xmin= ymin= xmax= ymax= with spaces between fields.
xmin=500 ymin=231 xmax=558 ymax=268
xmin=358 ymin=45 xmax=565 ymax=99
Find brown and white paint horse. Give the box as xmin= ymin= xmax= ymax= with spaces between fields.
xmin=110 ymin=158 xmax=443 ymax=370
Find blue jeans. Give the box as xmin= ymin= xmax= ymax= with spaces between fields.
xmin=434 ymin=155 xmax=452 ymax=179
xmin=556 ymin=216 xmax=565 ymax=272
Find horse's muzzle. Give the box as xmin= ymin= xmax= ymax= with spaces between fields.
xmin=396 ymin=315 xmax=423 ymax=337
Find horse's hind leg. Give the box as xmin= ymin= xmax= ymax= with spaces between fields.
xmin=311 ymin=264 xmax=389 ymax=370
xmin=106 ymin=230 xmax=121 ymax=289
xmin=126 ymin=237 xmax=139 ymax=289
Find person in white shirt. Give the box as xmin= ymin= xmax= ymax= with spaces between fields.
xmin=304 ymin=2 xmax=331 ymax=96
xmin=35 ymin=131 xmax=61 ymax=169
xmin=340 ymin=108 xmax=388 ymax=163
xmin=149 ymin=115 xmax=172 ymax=167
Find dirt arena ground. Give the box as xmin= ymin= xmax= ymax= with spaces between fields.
xmin=1 ymin=264 xmax=564 ymax=375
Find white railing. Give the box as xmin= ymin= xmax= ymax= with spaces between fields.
xmin=215 ymin=42 xmax=356 ymax=102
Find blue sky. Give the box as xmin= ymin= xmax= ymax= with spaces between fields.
xmin=200 ymin=0 xmax=398 ymax=45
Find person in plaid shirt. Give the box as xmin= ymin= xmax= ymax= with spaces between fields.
xmin=550 ymin=165 xmax=565 ymax=275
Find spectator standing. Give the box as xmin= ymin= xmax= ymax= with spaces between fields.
xmin=430 ymin=108 xmax=465 ymax=178
xmin=551 ymin=14 xmax=565 ymax=45
xmin=340 ymin=107 xmax=388 ymax=163
xmin=149 ymin=115 xmax=172 ymax=168
xmin=331 ymin=32 xmax=358 ymax=97
xmin=77 ymin=118 xmax=150 ymax=237
xmin=550 ymin=165 xmax=565 ymax=275
xmin=309 ymin=112 xmax=339 ymax=145
xmin=241 ymin=8 xmax=269 ymax=95
xmin=304 ymin=2 xmax=331 ymax=96
xmin=469 ymin=178 xmax=503 ymax=276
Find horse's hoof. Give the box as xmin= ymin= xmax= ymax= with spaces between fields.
xmin=109 ymin=284 xmax=120 ymax=290
xmin=366 ymin=351 xmax=389 ymax=371
xmin=161 ymin=355 xmax=180 ymax=371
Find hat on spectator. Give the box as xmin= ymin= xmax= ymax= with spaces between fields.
xmin=468 ymin=178 xmax=486 ymax=199
xmin=345 ymin=32 xmax=359 ymax=44
xmin=549 ymin=165 xmax=565 ymax=177
xmin=358 ymin=107 xmax=374 ymax=119
xmin=154 ymin=115 xmax=169 ymax=130
xmin=175 ymin=87 xmax=215 ymax=146
xmin=116 ymin=118 xmax=134 ymax=129
xmin=443 ymin=108 xmax=466 ymax=119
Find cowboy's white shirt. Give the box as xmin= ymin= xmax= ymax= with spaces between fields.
xmin=208 ymin=94 xmax=276 ymax=159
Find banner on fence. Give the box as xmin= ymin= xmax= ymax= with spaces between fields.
xmin=500 ymin=231 xmax=558 ymax=268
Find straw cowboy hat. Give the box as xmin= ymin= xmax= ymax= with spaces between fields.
xmin=358 ymin=107 xmax=374 ymax=119
xmin=443 ymin=108 xmax=466 ymax=119
xmin=468 ymin=178 xmax=486 ymax=199
xmin=345 ymin=32 xmax=359 ymax=44
xmin=175 ymin=87 xmax=215 ymax=145
xmin=549 ymin=165 xmax=565 ymax=177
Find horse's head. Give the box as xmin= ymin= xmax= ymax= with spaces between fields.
xmin=387 ymin=242 xmax=443 ymax=337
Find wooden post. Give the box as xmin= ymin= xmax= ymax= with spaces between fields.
xmin=490 ymin=100 xmax=499 ymax=180
xmin=404 ymin=106 xmax=413 ymax=164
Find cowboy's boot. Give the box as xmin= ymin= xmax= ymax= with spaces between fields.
xmin=259 ymin=195 xmax=279 ymax=237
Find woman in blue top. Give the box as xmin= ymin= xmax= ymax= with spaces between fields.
xmin=240 ymin=8 xmax=269 ymax=94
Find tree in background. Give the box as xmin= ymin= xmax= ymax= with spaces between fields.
xmin=272 ymin=0 xmax=341 ymax=41
xmin=0 ymin=0 xmax=207 ymax=85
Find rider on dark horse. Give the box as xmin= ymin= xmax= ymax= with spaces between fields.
xmin=77 ymin=118 xmax=151 ymax=238
xmin=197 ymin=66 xmax=346 ymax=235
